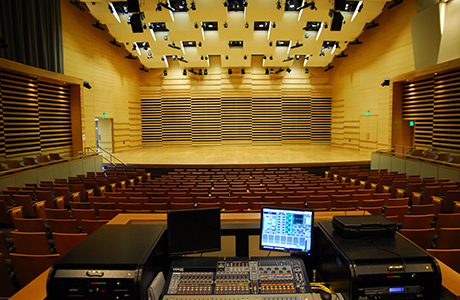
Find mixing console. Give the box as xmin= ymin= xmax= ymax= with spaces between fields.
xmin=166 ymin=257 xmax=310 ymax=296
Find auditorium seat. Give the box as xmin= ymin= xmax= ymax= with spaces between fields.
xmin=52 ymin=233 xmax=87 ymax=256
xmin=12 ymin=194 xmax=38 ymax=218
xmin=308 ymin=201 xmax=331 ymax=211
xmin=387 ymin=197 xmax=410 ymax=207
xmin=402 ymin=214 xmax=435 ymax=229
xmin=435 ymin=228 xmax=460 ymax=249
xmin=6 ymin=160 xmax=21 ymax=169
xmin=11 ymin=231 xmax=52 ymax=255
xmin=362 ymin=199 xmax=384 ymax=208
xmin=71 ymin=209 xmax=97 ymax=226
xmin=440 ymin=190 xmax=460 ymax=213
xmin=0 ymin=201 xmax=13 ymax=226
xmin=385 ymin=205 xmax=410 ymax=224
xmin=281 ymin=201 xmax=305 ymax=209
xmin=36 ymin=190 xmax=65 ymax=209
xmin=14 ymin=218 xmax=47 ymax=232
xmin=400 ymin=228 xmax=435 ymax=249
xmin=335 ymin=200 xmax=359 ymax=209
xmin=0 ymin=253 xmax=17 ymax=297
xmin=359 ymin=207 xmax=383 ymax=215
xmin=98 ymin=209 xmax=122 ymax=220
xmin=426 ymin=249 xmax=460 ymax=273
xmin=170 ymin=202 xmax=195 ymax=210
xmin=81 ymin=219 xmax=109 ymax=235
xmin=10 ymin=253 xmax=60 ymax=287
xmin=47 ymin=219 xmax=80 ymax=233
xmin=223 ymin=202 xmax=248 ymax=212
xmin=0 ymin=194 xmax=14 ymax=207
xmin=69 ymin=202 xmax=92 ymax=209
xmin=435 ymin=213 xmax=460 ymax=234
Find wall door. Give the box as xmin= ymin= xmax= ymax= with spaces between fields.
xmin=96 ymin=118 xmax=113 ymax=153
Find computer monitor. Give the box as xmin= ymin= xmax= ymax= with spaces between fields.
xmin=260 ymin=207 xmax=314 ymax=255
xmin=167 ymin=208 xmax=221 ymax=256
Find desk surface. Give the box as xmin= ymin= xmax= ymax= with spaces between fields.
xmin=9 ymin=211 xmax=460 ymax=300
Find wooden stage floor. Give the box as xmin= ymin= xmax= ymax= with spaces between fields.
xmin=111 ymin=145 xmax=371 ymax=169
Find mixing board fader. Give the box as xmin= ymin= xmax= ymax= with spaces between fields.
xmin=165 ymin=257 xmax=310 ymax=296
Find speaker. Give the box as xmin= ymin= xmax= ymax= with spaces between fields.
xmin=330 ymin=11 xmax=343 ymax=31
xmin=127 ymin=0 xmax=140 ymax=12
xmin=334 ymin=0 xmax=346 ymax=11
xmin=130 ymin=13 xmax=144 ymax=33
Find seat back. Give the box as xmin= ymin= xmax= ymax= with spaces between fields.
xmin=11 ymin=231 xmax=51 ymax=255
xmin=427 ymin=249 xmax=460 ymax=273
xmin=81 ymin=219 xmax=108 ymax=235
xmin=10 ymin=253 xmax=60 ymax=287
xmin=402 ymin=214 xmax=434 ymax=229
xmin=0 ymin=253 xmax=17 ymax=297
xmin=13 ymin=194 xmax=36 ymax=217
xmin=8 ymin=206 xmax=24 ymax=228
xmin=435 ymin=213 xmax=460 ymax=234
xmin=14 ymin=218 xmax=46 ymax=232
xmin=400 ymin=228 xmax=435 ymax=249
xmin=47 ymin=218 xmax=80 ymax=233
xmin=52 ymin=233 xmax=87 ymax=256
xmin=71 ymin=209 xmax=97 ymax=226
xmin=436 ymin=228 xmax=460 ymax=249
xmin=0 ymin=200 xmax=13 ymax=226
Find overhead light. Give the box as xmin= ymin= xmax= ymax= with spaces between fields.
xmin=388 ymin=0 xmax=403 ymax=9
xmin=159 ymin=2 xmax=175 ymax=11
xmin=204 ymin=69 xmax=208 ymax=75
xmin=198 ymin=42 xmax=202 ymax=47
xmin=178 ymin=57 xmax=188 ymax=63
xmin=272 ymin=22 xmax=276 ymax=28
xmin=191 ymin=1 xmax=196 ymax=10
xmin=228 ymin=69 xmax=232 ymax=75
xmin=108 ymin=2 xmax=121 ymax=23
xmin=241 ymin=69 xmax=245 ymax=74
xmin=265 ymin=69 xmax=269 ymax=75
xmin=349 ymin=38 xmax=362 ymax=45
xmin=183 ymin=69 xmax=187 ymax=75
xmin=324 ymin=64 xmax=334 ymax=72
xmin=225 ymin=55 xmax=229 ymax=60
xmin=224 ymin=22 xmax=228 ymax=28
xmin=270 ymin=56 xmax=273 ymax=60
xmin=92 ymin=21 xmax=104 ymax=30
xmin=245 ymin=22 xmax=249 ymax=28
xmin=70 ymin=0 xmax=85 ymax=11
xmin=168 ymin=42 xmax=181 ymax=50
xmin=194 ymin=22 xmax=199 ymax=28
xmin=290 ymin=42 xmax=303 ymax=49
xmin=139 ymin=66 xmax=149 ymax=72
xmin=270 ymin=68 xmax=274 ymax=74
xmin=283 ymin=57 xmax=294 ymax=62
xmin=276 ymin=0 xmax=281 ymax=9
xmin=381 ymin=78 xmax=390 ymax=86
xmin=132 ymin=42 xmax=141 ymax=55
xmin=295 ymin=55 xmax=300 ymax=60
xmin=83 ymin=80 xmax=92 ymax=89
xmin=109 ymin=38 xmax=121 ymax=47
xmin=305 ymin=69 xmax=309 ymax=73
xmin=163 ymin=70 xmax=168 ymax=76
xmin=244 ymin=55 xmax=247 ymax=60
xmin=336 ymin=52 xmax=348 ymax=58
xmin=223 ymin=1 xmax=228 ymax=7
xmin=199 ymin=69 xmax=202 ymax=75
xmin=125 ymin=53 xmax=137 ymax=60
xmin=286 ymin=68 xmax=291 ymax=73
xmin=156 ymin=3 xmax=162 ymax=11
xmin=297 ymin=1 xmax=316 ymax=11
xmin=201 ymin=56 xmax=204 ymax=60
xmin=366 ymin=20 xmax=380 ymax=29
xmin=351 ymin=0 xmax=363 ymax=22
xmin=263 ymin=55 xmax=267 ymax=60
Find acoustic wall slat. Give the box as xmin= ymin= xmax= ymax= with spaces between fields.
xmin=281 ymin=96 xmax=311 ymax=142
xmin=221 ymin=97 xmax=252 ymax=144
xmin=191 ymin=97 xmax=222 ymax=145
xmin=252 ymin=97 xmax=282 ymax=145
xmin=38 ymin=81 xmax=72 ymax=154
xmin=0 ymin=81 xmax=4 ymax=158
xmin=141 ymin=99 xmax=162 ymax=145
xmin=1 ymin=72 xmax=40 ymax=158
xmin=161 ymin=97 xmax=192 ymax=145
xmin=433 ymin=69 xmax=460 ymax=151
xmin=311 ymin=97 xmax=332 ymax=143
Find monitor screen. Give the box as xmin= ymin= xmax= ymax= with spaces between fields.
xmin=167 ymin=208 xmax=221 ymax=256
xmin=260 ymin=207 xmax=314 ymax=255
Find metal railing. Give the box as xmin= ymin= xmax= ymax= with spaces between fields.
xmin=84 ymin=147 xmax=127 ymax=168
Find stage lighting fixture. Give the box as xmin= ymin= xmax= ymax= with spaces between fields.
xmin=270 ymin=56 xmax=273 ymax=60
xmin=272 ymin=22 xmax=276 ymax=28
xmin=125 ymin=53 xmax=137 ymax=60
xmin=156 ymin=3 xmax=162 ymax=11
xmin=201 ymin=56 xmax=204 ymax=60
xmin=224 ymin=22 xmax=228 ymax=28
xmin=263 ymin=55 xmax=267 ymax=60
xmin=349 ymin=38 xmax=362 ymax=45
xmin=290 ymin=42 xmax=303 ymax=49
xmin=324 ymin=64 xmax=334 ymax=72
xmin=270 ymin=68 xmax=274 ymax=74
xmin=168 ymin=42 xmax=181 ymax=50
xmin=83 ymin=80 xmax=92 ymax=89
xmin=178 ymin=57 xmax=189 ymax=63
xmin=191 ymin=1 xmax=196 ymax=10
xmin=109 ymin=38 xmax=121 ymax=47
xmin=297 ymin=1 xmax=316 ymax=11
xmin=225 ymin=55 xmax=229 ymax=60
xmin=147 ymin=52 xmax=152 ymax=59
xmin=241 ymin=69 xmax=245 ymax=74
xmin=228 ymin=69 xmax=232 ymax=75
xmin=244 ymin=55 xmax=247 ymax=60
xmin=286 ymin=68 xmax=291 ymax=73
xmin=139 ymin=66 xmax=149 ymax=72
xmin=388 ymin=0 xmax=403 ymax=9
xmin=199 ymin=69 xmax=202 ymax=75
xmin=163 ymin=70 xmax=168 ymax=76
xmin=305 ymin=69 xmax=309 ymax=74
xmin=265 ymin=69 xmax=269 ymax=75
xmin=277 ymin=0 xmax=282 ymax=9
xmin=70 ymin=0 xmax=85 ymax=11
xmin=381 ymin=78 xmax=390 ymax=86
xmin=366 ymin=20 xmax=379 ymax=29
xmin=223 ymin=1 xmax=228 ymax=7
xmin=204 ymin=69 xmax=208 ymax=75
xmin=194 ymin=22 xmax=199 ymax=28
xmin=295 ymin=55 xmax=300 ymax=60
xmin=92 ymin=21 xmax=105 ymax=30
xmin=183 ymin=69 xmax=187 ymax=75
xmin=159 ymin=2 xmax=175 ymax=11
xmin=245 ymin=22 xmax=249 ymax=28
xmin=283 ymin=57 xmax=294 ymax=62
xmin=198 ymin=42 xmax=202 ymax=47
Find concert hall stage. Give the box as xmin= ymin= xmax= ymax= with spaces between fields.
xmin=110 ymin=145 xmax=371 ymax=175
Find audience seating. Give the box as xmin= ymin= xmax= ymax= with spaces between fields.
xmin=52 ymin=233 xmax=87 ymax=256
xmin=14 ymin=218 xmax=47 ymax=232
xmin=11 ymin=231 xmax=52 ymax=255
xmin=436 ymin=228 xmax=460 ymax=249
xmin=81 ymin=219 xmax=108 ymax=235
xmin=0 ymin=201 xmax=13 ymax=226
xmin=10 ymin=253 xmax=60 ymax=287
xmin=47 ymin=219 xmax=80 ymax=233
xmin=402 ymin=214 xmax=435 ymax=229
xmin=0 ymin=253 xmax=18 ymax=297
xmin=427 ymin=249 xmax=460 ymax=273
xmin=400 ymin=228 xmax=435 ymax=249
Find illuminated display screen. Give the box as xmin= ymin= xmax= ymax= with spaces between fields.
xmin=260 ymin=207 xmax=314 ymax=254
xmin=389 ymin=287 xmax=405 ymax=293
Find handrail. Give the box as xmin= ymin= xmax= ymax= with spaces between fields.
xmin=84 ymin=147 xmax=127 ymax=168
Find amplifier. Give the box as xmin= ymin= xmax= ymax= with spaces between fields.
xmin=316 ymin=221 xmax=441 ymax=300
xmin=47 ymin=224 xmax=170 ymax=300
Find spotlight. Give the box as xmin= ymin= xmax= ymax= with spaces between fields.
xmin=191 ymin=1 xmax=196 ymax=10
xmin=168 ymin=42 xmax=181 ymax=50
xmin=109 ymin=38 xmax=121 ymax=47
xmin=183 ymin=69 xmax=187 ymax=75
xmin=70 ymin=0 xmax=85 ymax=11
xmin=270 ymin=56 xmax=273 ymax=60
xmin=83 ymin=80 xmax=91 ymax=89
xmin=163 ymin=70 xmax=168 ymax=76
xmin=156 ymin=3 xmax=162 ymax=11
xmin=204 ymin=69 xmax=208 ymax=75
xmin=270 ymin=68 xmax=274 ymax=74
xmin=201 ymin=56 xmax=204 ymax=60
xmin=269 ymin=41 xmax=273 ymax=47
xmin=295 ymin=55 xmax=300 ymax=60
xmin=147 ymin=52 xmax=153 ymax=59
xmin=263 ymin=55 xmax=267 ymax=60
xmin=381 ymin=78 xmax=390 ymax=86
xmin=125 ymin=53 xmax=137 ymax=60
xmin=388 ymin=0 xmax=403 ymax=9
xmin=241 ymin=69 xmax=245 ymax=74
xmin=92 ymin=21 xmax=105 ymax=30
xmin=297 ymin=1 xmax=316 ymax=11
xmin=159 ymin=2 xmax=175 ymax=11
xmin=194 ymin=22 xmax=199 ymax=28
xmin=366 ymin=20 xmax=380 ymax=29
xmin=272 ymin=22 xmax=276 ymax=28
xmin=324 ymin=64 xmax=334 ymax=72
xmin=337 ymin=52 xmax=348 ymax=58
xmin=139 ymin=66 xmax=149 ymax=72
xmin=199 ymin=69 xmax=202 ymax=75
xmin=225 ymin=55 xmax=229 ymax=60
xmin=245 ymin=22 xmax=249 ymax=28
xmin=224 ymin=22 xmax=228 ymax=28
xmin=198 ymin=42 xmax=202 ymax=47
xmin=223 ymin=1 xmax=228 ymax=7
xmin=286 ymin=68 xmax=291 ymax=73
xmin=276 ymin=0 xmax=282 ymax=9
xmin=305 ymin=69 xmax=309 ymax=74
xmin=244 ymin=55 xmax=247 ymax=60
xmin=283 ymin=57 xmax=294 ymax=62
xmin=228 ymin=69 xmax=232 ymax=75
xmin=265 ymin=69 xmax=269 ymax=75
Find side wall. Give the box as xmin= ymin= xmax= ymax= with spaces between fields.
xmin=60 ymin=0 xmax=142 ymax=152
